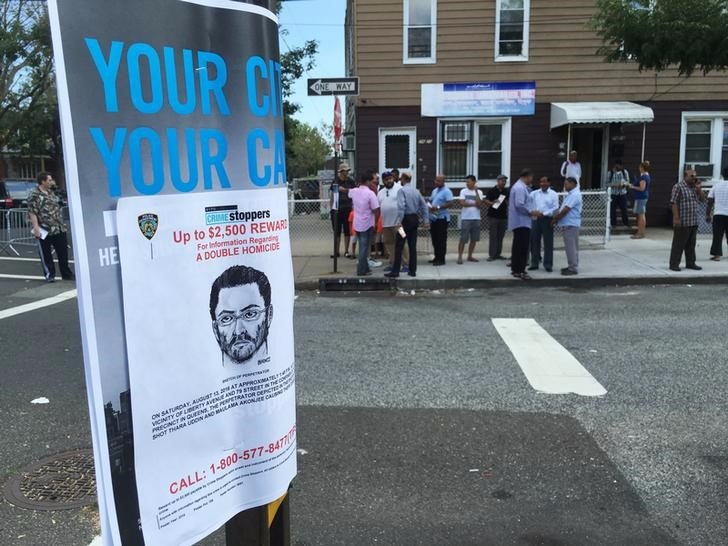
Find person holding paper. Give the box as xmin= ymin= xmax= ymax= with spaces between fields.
xmin=378 ymin=171 xmax=409 ymax=272
xmin=385 ymin=172 xmax=429 ymax=278
xmin=508 ymin=169 xmax=534 ymax=280
xmin=27 ymin=172 xmax=74 ymax=282
xmin=428 ymin=174 xmax=454 ymax=266
xmin=484 ymin=175 xmax=509 ymax=261
xmin=457 ymin=175 xmax=484 ymax=264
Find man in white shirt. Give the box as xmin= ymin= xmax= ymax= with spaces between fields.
xmin=706 ymin=167 xmax=728 ymax=260
xmin=560 ymin=150 xmax=582 ymax=185
xmin=457 ymin=175 xmax=484 ymax=264
xmin=528 ymin=176 xmax=559 ymax=272
xmin=378 ymin=171 xmax=408 ymax=271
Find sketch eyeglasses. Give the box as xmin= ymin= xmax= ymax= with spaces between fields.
xmin=215 ymin=307 xmax=267 ymax=327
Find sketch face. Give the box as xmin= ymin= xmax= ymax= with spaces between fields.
xmin=212 ymin=284 xmax=271 ymax=364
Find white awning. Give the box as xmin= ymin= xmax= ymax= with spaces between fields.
xmin=550 ymin=102 xmax=654 ymax=129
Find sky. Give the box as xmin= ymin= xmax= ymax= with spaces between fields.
xmin=278 ymin=0 xmax=346 ymax=133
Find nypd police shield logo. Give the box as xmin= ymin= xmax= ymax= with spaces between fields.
xmin=138 ymin=213 xmax=159 ymax=241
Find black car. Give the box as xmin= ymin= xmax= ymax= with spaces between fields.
xmin=0 ymin=179 xmax=37 ymax=209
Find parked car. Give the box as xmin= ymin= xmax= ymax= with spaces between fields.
xmin=0 ymin=179 xmax=37 ymax=209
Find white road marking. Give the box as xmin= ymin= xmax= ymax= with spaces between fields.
xmin=87 ymin=537 xmax=102 ymax=546
xmin=0 ymin=274 xmax=46 ymax=280
xmin=492 ymin=318 xmax=607 ymax=397
xmin=0 ymin=256 xmax=75 ymax=263
xmin=0 ymin=289 xmax=77 ymax=320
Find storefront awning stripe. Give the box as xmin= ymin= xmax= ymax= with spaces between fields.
xmin=550 ymin=102 xmax=654 ymax=129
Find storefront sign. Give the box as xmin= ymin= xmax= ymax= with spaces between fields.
xmin=47 ymin=1 xmax=291 ymax=544
xmin=421 ymin=81 xmax=536 ymax=117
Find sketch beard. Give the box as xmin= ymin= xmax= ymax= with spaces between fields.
xmin=222 ymin=322 xmax=267 ymax=364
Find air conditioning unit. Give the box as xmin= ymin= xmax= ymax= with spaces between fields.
xmin=443 ymin=123 xmax=469 ymax=142
xmin=342 ymin=133 xmax=356 ymax=152
xmin=684 ymin=163 xmax=714 ymax=178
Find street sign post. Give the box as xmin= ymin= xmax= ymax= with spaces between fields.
xmin=307 ymin=77 xmax=359 ymax=96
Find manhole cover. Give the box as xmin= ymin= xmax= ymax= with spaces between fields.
xmin=3 ymin=449 xmax=97 ymax=510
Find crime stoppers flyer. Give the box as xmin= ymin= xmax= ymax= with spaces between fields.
xmin=116 ymin=188 xmax=295 ymax=546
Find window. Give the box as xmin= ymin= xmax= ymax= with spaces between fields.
xmin=679 ymin=113 xmax=728 ymax=182
xmin=495 ymin=0 xmax=530 ymax=62
xmin=404 ymin=0 xmax=436 ymax=64
xmin=723 ymin=121 xmax=728 ymax=178
xmin=477 ymin=125 xmax=503 ymax=180
xmin=684 ymin=121 xmax=712 ymax=163
xmin=439 ymin=120 xmax=510 ymax=186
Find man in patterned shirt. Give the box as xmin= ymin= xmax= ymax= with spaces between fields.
xmin=669 ymin=169 xmax=706 ymax=272
xmin=27 ymin=172 xmax=74 ymax=282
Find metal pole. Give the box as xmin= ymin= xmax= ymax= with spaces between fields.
xmin=567 ymin=124 xmax=572 ymax=157
xmin=225 ymin=493 xmax=290 ymax=546
xmin=605 ymin=186 xmax=611 ymax=245
xmin=333 ymin=152 xmax=339 ymax=273
xmin=641 ymin=123 xmax=646 ymax=162
xmin=225 ymin=506 xmax=269 ymax=545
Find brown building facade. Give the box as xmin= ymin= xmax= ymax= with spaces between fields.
xmin=344 ymin=0 xmax=728 ymax=223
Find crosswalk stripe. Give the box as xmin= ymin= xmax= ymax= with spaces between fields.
xmin=0 ymin=256 xmax=75 ymax=263
xmin=0 ymin=274 xmax=46 ymax=280
xmin=0 ymin=289 xmax=77 ymax=320
xmin=492 ymin=318 xmax=607 ymax=397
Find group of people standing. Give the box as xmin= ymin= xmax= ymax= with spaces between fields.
xmin=329 ymin=164 xmax=583 ymax=280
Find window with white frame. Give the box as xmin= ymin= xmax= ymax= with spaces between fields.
xmin=495 ymin=0 xmax=530 ymax=61
xmin=440 ymin=120 xmax=510 ymax=185
xmin=680 ymin=113 xmax=728 ymax=181
xmin=403 ymin=0 xmax=436 ymax=64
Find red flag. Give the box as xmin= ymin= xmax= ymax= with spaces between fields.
xmin=334 ymin=96 xmax=342 ymax=153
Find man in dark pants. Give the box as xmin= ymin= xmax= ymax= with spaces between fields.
xmin=428 ymin=174 xmax=453 ymax=266
xmin=528 ymin=176 xmax=558 ymax=272
xmin=706 ymin=168 xmax=728 ymax=261
xmin=485 ymin=175 xmax=509 ymax=261
xmin=669 ymin=169 xmax=705 ymax=271
xmin=330 ymin=163 xmax=356 ymax=258
xmin=606 ymin=159 xmax=630 ymax=227
xmin=385 ymin=172 xmax=430 ymax=278
xmin=508 ymin=169 xmax=534 ymax=280
xmin=27 ymin=172 xmax=74 ymax=282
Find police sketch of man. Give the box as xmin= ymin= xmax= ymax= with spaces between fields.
xmin=209 ymin=265 xmax=273 ymax=368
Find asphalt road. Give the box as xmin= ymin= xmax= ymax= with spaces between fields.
xmin=1 ymin=256 xmax=726 ymax=545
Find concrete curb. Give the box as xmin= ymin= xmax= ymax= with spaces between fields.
xmin=306 ymin=274 xmax=728 ymax=293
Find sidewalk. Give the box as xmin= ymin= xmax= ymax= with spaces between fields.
xmin=293 ymin=229 xmax=728 ymax=290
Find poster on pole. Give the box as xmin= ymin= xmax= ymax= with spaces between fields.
xmin=116 ymin=189 xmax=295 ymax=546
xmin=46 ymin=0 xmax=290 ymax=544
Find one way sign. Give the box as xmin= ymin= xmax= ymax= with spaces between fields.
xmin=307 ymin=77 xmax=359 ymax=96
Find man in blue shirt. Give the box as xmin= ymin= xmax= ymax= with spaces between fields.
xmin=428 ymin=174 xmax=454 ymax=266
xmin=528 ymin=176 xmax=559 ymax=272
xmin=552 ymin=176 xmax=582 ymax=275
xmin=507 ymin=168 xmax=534 ymax=279
xmin=385 ymin=171 xmax=430 ymax=278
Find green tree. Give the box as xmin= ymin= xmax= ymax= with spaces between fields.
xmin=286 ymin=119 xmax=330 ymax=178
xmin=0 ymin=1 xmax=54 ymax=150
xmin=592 ymin=0 xmax=728 ymax=75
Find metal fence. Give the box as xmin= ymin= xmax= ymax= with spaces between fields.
xmin=4 ymin=189 xmax=718 ymax=259
xmin=0 ymin=208 xmax=35 ymax=255
xmin=289 ymin=191 xmax=611 ymax=257
xmin=0 ymin=206 xmax=73 ymax=256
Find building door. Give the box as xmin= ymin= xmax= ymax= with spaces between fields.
xmin=572 ymin=126 xmax=608 ymax=189
xmin=379 ymin=128 xmax=416 ymax=185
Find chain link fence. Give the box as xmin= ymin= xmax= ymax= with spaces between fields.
xmin=7 ymin=190 xmax=713 ymax=258
xmin=289 ymin=191 xmax=611 ymax=257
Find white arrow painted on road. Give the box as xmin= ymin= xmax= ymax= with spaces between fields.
xmin=492 ymin=318 xmax=607 ymax=396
